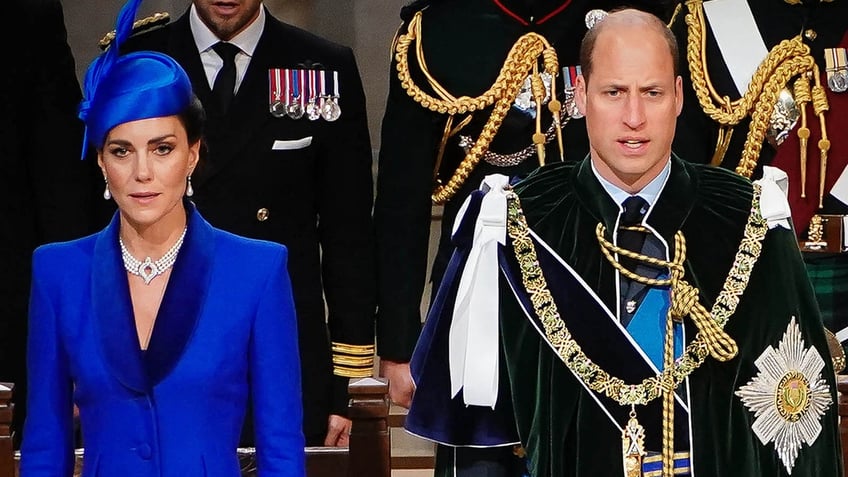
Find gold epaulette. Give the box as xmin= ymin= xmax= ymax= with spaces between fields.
xmin=331 ymin=342 xmax=375 ymax=378
xmin=98 ymin=12 xmax=170 ymax=50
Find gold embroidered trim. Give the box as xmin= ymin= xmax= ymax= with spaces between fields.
xmin=504 ymin=183 xmax=768 ymax=406
xmin=643 ymin=451 xmax=690 ymax=464
xmin=99 ymin=12 xmax=170 ymax=49
xmin=395 ymin=11 xmax=561 ymax=204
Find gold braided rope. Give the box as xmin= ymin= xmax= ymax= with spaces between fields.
xmin=684 ymin=1 xmax=827 ymax=178
xmin=598 ymin=225 xmax=737 ymax=475
xmin=602 ymin=228 xmax=685 ymax=475
xmin=662 ymin=317 xmax=675 ymax=474
xmin=596 ymin=228 xmax=738 ymax=362
xmin=504 ymin=182 xmax=767 ymax=404
xmin=735 ymin=55 xmax=815 ymax=177
xmin=662 ymin=297 xmax=675 ymax=476
xmin=395 ymin=11 xmax=560 ymax=204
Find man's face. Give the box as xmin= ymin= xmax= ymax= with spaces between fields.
xmin=193 ymin=0 xmax=262 ymax=41
xmin=575 ymin=22 xmax=683 ymax=193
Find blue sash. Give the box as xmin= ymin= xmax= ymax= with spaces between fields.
xmin=625 ymin=277 xmax=683 ymax=370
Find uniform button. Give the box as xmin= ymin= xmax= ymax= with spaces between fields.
xmin=137 ymin=443 xmax=152 ymax=460
xmin=804 ymin=29 xmax=817 ymax=41
xmin=256 ymin=207 xmax=270 ymax=222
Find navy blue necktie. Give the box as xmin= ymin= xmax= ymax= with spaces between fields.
xmin=212 ymin=42 xmax=240 ymax=113
xmin=618 ymin=196 xmax=649 ymax=270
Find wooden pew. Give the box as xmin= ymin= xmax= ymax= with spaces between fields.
xmin=0 ymin=384 xmax=13 ymax=477
xmin=0 ymin=378 xmax=390 ymax=477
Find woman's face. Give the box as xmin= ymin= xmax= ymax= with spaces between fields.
xmin=98 ymin=115 xmax=199 ymax=229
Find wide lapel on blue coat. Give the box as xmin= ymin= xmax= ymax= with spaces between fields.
xmin=92 ymin=212 xmax=149 ymax=393
xmin=144 ymin=204 xmax=215 ymax=385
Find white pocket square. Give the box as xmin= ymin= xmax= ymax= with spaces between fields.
xmin=272 ymin=136 xmax=313 ymax=150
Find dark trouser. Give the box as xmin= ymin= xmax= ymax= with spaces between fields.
xmin=434 ymin=445 xmax=526 ymax=477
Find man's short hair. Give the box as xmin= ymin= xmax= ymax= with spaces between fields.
xmin=579 ymin=9 xmax=680 ymax=83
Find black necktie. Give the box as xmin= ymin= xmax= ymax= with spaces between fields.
xmin=212 ymin=42 xmax=240 ymax=113
xmin=617 ymin=196 xmax=649 ymax=269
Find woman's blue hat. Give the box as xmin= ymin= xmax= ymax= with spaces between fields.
xmin=79 ymin=0 xmax=192 ymax=155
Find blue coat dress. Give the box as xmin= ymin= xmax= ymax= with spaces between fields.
xmin=20 ymin=205 xmax=306 ymax=477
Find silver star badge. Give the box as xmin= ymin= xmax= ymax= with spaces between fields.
xmin=735 ymin=317 xmax=832 ymax=474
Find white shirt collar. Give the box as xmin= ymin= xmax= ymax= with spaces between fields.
xmin=189 ymin=3 xmax=265 ymax=56
xmin=591 ymin=157 xmax=672 ymax=209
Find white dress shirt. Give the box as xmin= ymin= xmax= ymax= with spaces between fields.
xmin=189 ymin=4 xmax=266 ymax=94
xmin=591 ymin=157 xmax=672 ymax=213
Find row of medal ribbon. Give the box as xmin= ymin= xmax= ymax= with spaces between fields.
xmin=268 ymin=68 xmax=341 ymax=121
xmin=825 ymin=47 xmax=848 ymax=93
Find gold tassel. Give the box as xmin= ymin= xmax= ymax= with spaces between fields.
xmin=531 ymin=63 xmax=547 ymax=166
xmin=811 ymin=66 xmax=831 ymax=209
xmin=793 ymin=75 xmax=812 ymax=198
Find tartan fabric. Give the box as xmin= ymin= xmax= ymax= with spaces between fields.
xmin=803 ymin=253 xmax=848 ymax=354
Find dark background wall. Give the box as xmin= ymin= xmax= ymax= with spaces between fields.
xmin=62 ymin=0 xmax=405 ymax=149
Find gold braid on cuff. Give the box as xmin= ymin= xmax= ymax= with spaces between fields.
xmin=331 ymin=342 xmax=375 ymax=378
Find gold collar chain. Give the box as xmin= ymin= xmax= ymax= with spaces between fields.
xmin=504 ymin=183 xmax=768 ymax=407
xmin=507 ymin=185 xmax=767 ymax=474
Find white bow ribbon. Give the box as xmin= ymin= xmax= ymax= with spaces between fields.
xmin=448 ymin=174 xmax=510 ymax=408
xmin=755 ymin=166 xmax=792 ymax=230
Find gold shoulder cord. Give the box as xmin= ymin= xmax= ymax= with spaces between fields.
xmin=685 ymin=0 xmax=830 ymax=200
xmin=395 ymin=11 xmax=562 ymax=204
xmin=505 ymin=184 xmax=768 ymax=475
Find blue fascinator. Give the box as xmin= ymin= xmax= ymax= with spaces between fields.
xmin=79 ymin=0 xmax=192 ymax=155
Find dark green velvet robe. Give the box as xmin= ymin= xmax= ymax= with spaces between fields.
xmin=498 ymin=156 xmax=842 ymax=476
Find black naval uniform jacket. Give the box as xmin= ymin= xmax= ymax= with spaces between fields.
xmin=123 ymin=9 xmax=376 ymax=443
xmin=2 ymin=0 xmax=96 ymax=442
xmin=374 ymin=0 xmax=676 ymax=363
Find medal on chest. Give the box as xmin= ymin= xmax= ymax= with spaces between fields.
xmin=824 ymin=47 xmax=848 ymax=93
xmin=268 ymin=68 xmax=342 ymax=121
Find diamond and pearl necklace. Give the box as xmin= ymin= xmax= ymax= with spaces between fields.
xmin=120 ymin=227 xmax=187 ymax=285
